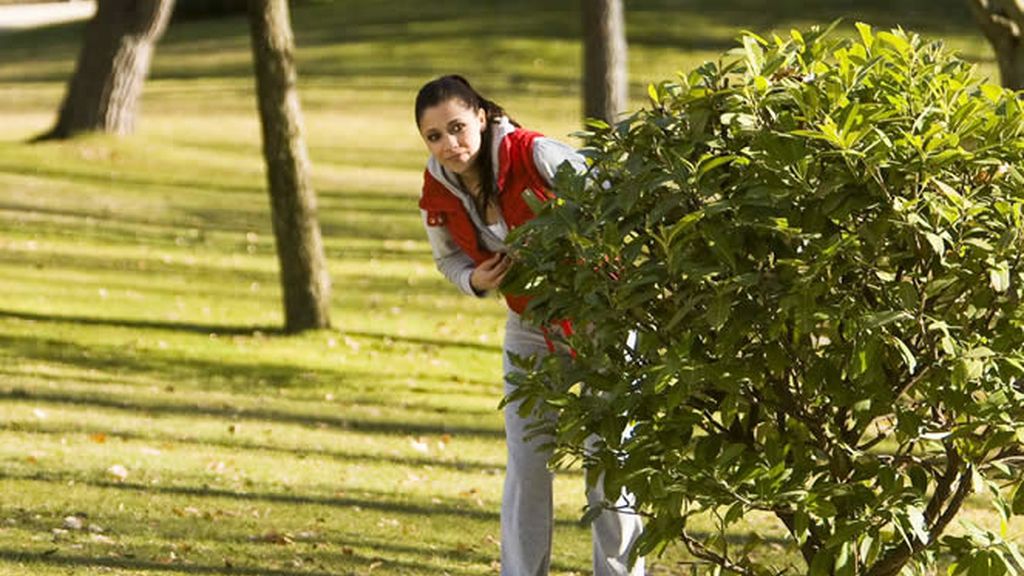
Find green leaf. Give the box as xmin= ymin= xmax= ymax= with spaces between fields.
xmin=990 ymin=261 xmax=1010 ymax=293
xmin=887 ymin=335 xmax=918 ymax=374
xmin=664 ymin=209 xmax=705 ymax=247
xmin=835 ymin=541 xmax=855 ymax=576
xmin=952 ymin=358 xmax=985 ymax=387
xmin=907 ymin=506 xmax=930 ymax=544
xmin=810 ymin=549 xmax=835 ymax=576
xmin=981 ymin=83 xmax=1004 ymax=103
xmin=742 ymin=33 xmax=765 ymax=75
xmin=1012 ymin=481 xmax=1024 ymax=515
xmin=863 ymin=311 xmax=912 ymax=329
xmin=924 ymin=232 xmax=945 ymax=256
xmin=932 ymin=178 xmax=965 ymax=208
xmin=695 ymin=154 xmax=739 ymax=182
xmin=877 ymin=30 xmax=911 ymax=56
xmin=855 ymin=22 xmax=874 ymax=51
xmin=647 ymin=83 xmax=660 ymax=106
xmin=724 ymin=501 xmax=745 ymax=526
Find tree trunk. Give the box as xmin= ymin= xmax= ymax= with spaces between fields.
xmin=967 ymin=0 xmax=1024 ymax=89
xmin=36 ymin=0 xmax=175 ymax=141
xmin=581 ymin=0 xmax=628 ymax=124
xmin=247 ymin=0 xmax=331 ymax=333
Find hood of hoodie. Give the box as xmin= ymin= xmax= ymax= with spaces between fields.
xmin=425 ymin=116 xmax=517 ymax=199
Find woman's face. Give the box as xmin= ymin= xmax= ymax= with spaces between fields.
xmin=418 ymin=98 xmax=487 ymax=177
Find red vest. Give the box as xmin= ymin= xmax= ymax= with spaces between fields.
xmin=419 ymin=128 xmax=552 ymax=314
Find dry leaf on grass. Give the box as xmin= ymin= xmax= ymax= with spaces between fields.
xmin=409 ymin=437 xmax=429 ymax=454
xmin=252 ymin=531 xmax=294 ymax=545
xmin=106 ymin=465 xmax=128 ymax=481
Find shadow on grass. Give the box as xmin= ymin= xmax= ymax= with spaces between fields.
xmin=6 ymin=469 xmax=509 ymax=523
xmin=0 ymin=385 xmax=505 ymax=439
xmin=7 ymin=420 xmax=507 ymax=473
xmin=0 ymin=175 xmax=426 ymax=243
xmin=0 ymin=307 xmax=276 ymax=336
xmin=0 ymin=163 xmax=262 ymax=199
xmin=0 ymin=545 xmax=483 ymax=576
xmin=0 ymin=308 xmax=501 ymax=353
xmin=332 ymin=535 xmax=589 ymax=574
xmin=0 ymin=550 xmax=343 ymax=576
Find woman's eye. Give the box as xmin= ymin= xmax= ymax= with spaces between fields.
xmin=426 ymin=134 xmax=439 ymax=142
xmin=451 ymin=123 xmax=464 ymax=133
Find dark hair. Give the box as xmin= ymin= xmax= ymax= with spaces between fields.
xmin=415 ymin=75 xmax=519 ymax=220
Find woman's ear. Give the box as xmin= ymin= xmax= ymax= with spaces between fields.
xmin=478 ymin=107 xmax=487 ymax=131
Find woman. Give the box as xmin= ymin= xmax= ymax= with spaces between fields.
xmin=415 ymin=74 xmax=644 ymax=576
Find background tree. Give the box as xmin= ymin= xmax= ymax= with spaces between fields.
xmin=36 ymin=0 xmax=176 ymax=141
xmin=967 ymin=0 xmax=1024 ymax=89
xmin=506 ymin=24 xmax=1024 ymax=576
xmin=248 ymin=0 xmax=331 ymax=332
xmin=581 ymin=0 xmax=628 ymax=124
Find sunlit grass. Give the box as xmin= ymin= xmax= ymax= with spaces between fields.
xmin=0 ymin=0 xmax=1013 ymax=574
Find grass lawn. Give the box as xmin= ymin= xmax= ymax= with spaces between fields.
xmin=0 ymin=1 xmax=1017 ymax=574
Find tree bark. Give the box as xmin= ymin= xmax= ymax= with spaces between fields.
xmin=248 ymin=0 xmax=332 ymax=332
xmin=581 ymin=0 xmax=628 ymax=124
xmin=36 ymin=0 xmax=175 ymax=141
xmin=967 ymin=0 xmax=1024 ymax=89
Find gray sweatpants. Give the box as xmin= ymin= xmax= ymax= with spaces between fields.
xmin=501 ymin=311 xmax=644 ymax=576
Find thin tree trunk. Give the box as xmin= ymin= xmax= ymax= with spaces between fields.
xmin=248 ymin=0 xmax=331 ymax=333
xmin=581 ymin=0 xmax=628 ymax=124
xmin=967 ymin=0 xmax=1024 ymax=89
xmin=36 ymin=0 xmax=175 ymax=141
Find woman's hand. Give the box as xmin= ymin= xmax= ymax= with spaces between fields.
xmin=470 ymin=253 xmax=510 ymax=292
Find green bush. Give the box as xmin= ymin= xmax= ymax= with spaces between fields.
xmin=504 ymin=23 xmax=1024 ymax=575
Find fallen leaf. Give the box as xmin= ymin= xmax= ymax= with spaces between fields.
xmin=172 ymin=506 xmax=201 ymax=518
xmin=253 ymin=531 xmax=293 ymax=545
xmin=32 ymin=409 xmax=47 ymax=420
xmin=343 ymin=336 xmax=361 ymax=352
xmin=410 ymin=438 xmax=429 ymax=454
xmin=89 ymin=433 xmax=107 ymax=444
xmin=90 ymin=533 xmax=114 ymax=545
xmin=107 ymin=464 xmax=129 ymax=481
xmin=62 ymin=516 xmax=84 ymax=531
